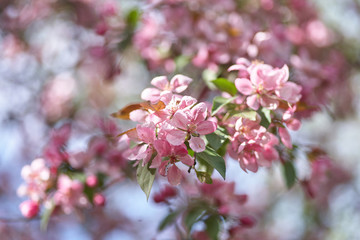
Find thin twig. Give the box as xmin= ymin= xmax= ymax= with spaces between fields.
xmin=0 ymin=216 xmax=40 ymax=223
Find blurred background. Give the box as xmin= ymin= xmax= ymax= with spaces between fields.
xmin=0 ymin=0 xmax=359 ymax=239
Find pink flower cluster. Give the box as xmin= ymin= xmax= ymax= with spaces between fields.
xmin=231 ymin=58 xmax=302 ymax=110
xmin=134 ymin=0 xmax=351 ymax=116
xmin=123 ymin=75 xmax=217 ymax=185
xmin=17 ymin=120 xmax=127 ymax=218
xmin=222 ymin=59 xmax=302 ymax=172
xmin=153 ymin=179 xmax=254 ymax=239
xmin=302 ymin=153 xmax=351 ymax=206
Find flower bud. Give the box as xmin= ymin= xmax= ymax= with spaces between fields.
xmin=19 ymin=200 xmax=39 ymax=218
xmin=93 ymin=193 xmax=106 ymax=206
xmin=86 ymin=175 xmax=98 ymax=188
xmin=239 ymin=215 xmax=256 ymax=228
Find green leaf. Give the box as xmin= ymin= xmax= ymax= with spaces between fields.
xmin=69 ymin=172 xmax=86 ymax=182
xmin=205 ymin=215 xmax=221 ymax=240
xmin=283 ymin=161 xmax=297 ymax=189
xmin=197 ymin=146 xmax=226 ymax=179
xmin=212 ymin=78 xmax=237 ymax=96
xmin=211 ymin=96 xmax=237 ymax=116
xmin=184 ymin=208 xmax=206 ymax=232
xmin=216 ymin=139 xmax=229 ymax=157
xmin=206 ymin=133 xmax=224 ymax=151
xmin=195 ymin=171 xmax=213 ymax=184
xmin=158 ymin=211 xmax=180 ymax=231
xmin=233 ymin=110 xmax=257 ymax=121
xmin=126 ymin=8 xmax=141 ymax=29
xmin=136 ymin=160 xmax=156 ymax=200
xmin=40 ymin=201 xmax=55 ymax=231
xmin=257 ymin=107 xmax=272 ymax=128
xmin=196 ymin=156 xmax=214 ymax=175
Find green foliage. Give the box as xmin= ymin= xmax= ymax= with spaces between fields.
xmin=205 ymin=215 xmax=221 ymax=240
xmin=212 ymin=78 xmax=237 ymax=96
xmin=40 ymin=201 xmax=55 ymax=231
xmin=233 ymin=110 xmax=257 ymax=121
xmin=197 ymin=146 xmax=226 ymax=179
xmin=158 ymin=211 xmax=180 ymax=231
xmin=282 ymin=161 xmax=297 ymax=189
xmin=126 ymin=8 xmax=141 ymax=29
xmin=258 ymin=107 xmax=272 ymax=128
xmin=205 ymin=129 xmax=228 ymax=151
xmin=211 ymin=96 xmax=237 ymax=116
xmin=136 ymin=160 xmax=156 ymax=200
xmin=184 ymin=208 xmax=206 ymax=232
xmin=195 ymin=170 xmax=213 ymax=184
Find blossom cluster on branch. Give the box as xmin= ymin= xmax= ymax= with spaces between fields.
xmin=5 ymin=0 xmax=356 ymax=239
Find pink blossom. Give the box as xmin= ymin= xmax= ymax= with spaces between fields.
xmin=283 ymin=105 xmax=301 ymax=131
xmin=153 ymin=185 xmax=177 ymax=203
xmin=17 ymin=158 xmax=51 ymax=202
xmin=231 ymin=60 xmax=302 ymax=110
xmin=166 ymin=103 xmax=217 ymax=152
xmin=230 ymin=117 xmax=279 ymax=172
xmin=141 ymin=75 xmax=192 ymax=104
xmin=199 ymin=180 xmax=248 ymax=217
xmin=54 ymin=175 xmax=88 ymax=214
xmin=278 ymin=127 xmax=292 ymax=149
xmin=156 ymin=143 xmax=194 ymax=186
xmin=123 ymin=123 xmax=160 ymax=167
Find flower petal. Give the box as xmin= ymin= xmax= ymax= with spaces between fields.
xmin=196 ymin=120 xmax=217 ymax=135
xmin=150 ymin=154 xmax=162 ymax=168
xmin=178 ymin=154 xmax=194 ymax=166
xmin=246 ymin=94 xmax=260 ymax=110
xmin=189 ymin=137 xmax=206 ymax=152
xmin=170 ymin=74 xmax=192 ymax=93
xmin=154 ymin=140 xmax=172 ymax=157
xmin=172 ymin=110 xmax=190 ymax=129
xmin=279 ymin=127 xmax=292 ymax=149
xmin=167 ymin=165 xmax=182 ymax=185
xmin=235 ymin=78 xmax=253 ymax=95
xmin=141 ymin=88 xmax=161 ymax=102
xmin=191 ymin=103 xmax=207 ymax=124
xmin=151 ymin=76 xmax=168 ymax=90
xmin=166 ymin=129 xmax=187 ymax=146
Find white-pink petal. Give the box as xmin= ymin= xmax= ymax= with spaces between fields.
xmin=196 ymin=120 xmax=217 ymax=135
xmin=136 ymin=124 xmax=155 ymax=143
xmin=170 ymin=74 xmax=192 ymax=93
xmin=276 ymin=82 xmax=302 ymax=103
xmin=168 ymin=165 xmax=182 ymax=186
xmin=129 ymin=109 xmax=148 ymax=123
xmin=189 ymin=137 xmax=206 ymax=152
xmin=235 ymin=78 xmax=253 ymax=95
xmin=141 ymin=88 xmax=161 ymax=102
xmin=178 ymin=154 xmax=194 ymax=166
xmin=172 ymin=110 xmax=190 ymax=129
xmin=166 ymin=129 xmax=187 ymax=146
xmin=191 ymin=103 xmax=207 ymax=124
xmin=150 ymin=154 xmax=162 ymax=168
xmin=151 ymin=76 xmax=168 ymax=90
xmin=279 ymin=127 xmax=292 ymax=149
xmin=154 ymin=140 xmax=172 ymax=157
xmin=246 ymin=94 xmax=260 ymax=110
